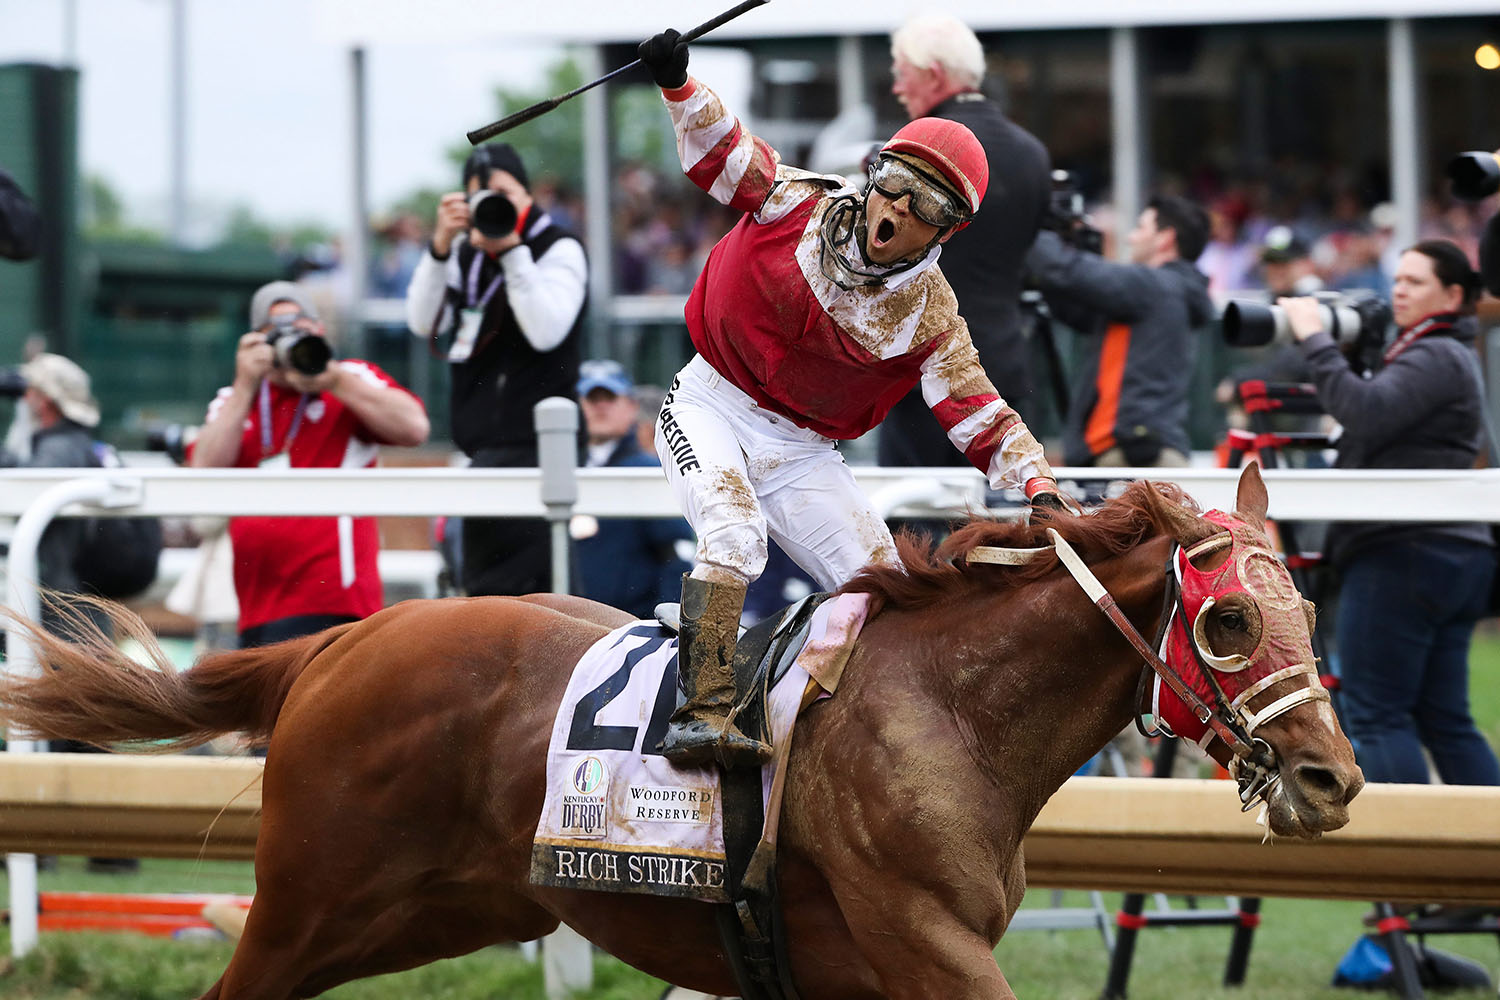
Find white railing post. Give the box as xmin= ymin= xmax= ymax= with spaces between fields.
xmin=5 ymin=475 xmax=141 ymax=958
xmin=532 ymin=398 xmax=594 ymax=996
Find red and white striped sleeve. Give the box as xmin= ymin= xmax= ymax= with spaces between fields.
xmin=661 ymin=77 xmax=779 ymax=215
xmin=919 ymin=321 xmax=1053 ymax=490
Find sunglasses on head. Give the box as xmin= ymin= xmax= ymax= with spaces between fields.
xmin=867 ymin=156 xmax=968 ymax=228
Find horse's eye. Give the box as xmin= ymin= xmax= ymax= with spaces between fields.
xmin=1218 ymin=611 xmax=1245 ymax=631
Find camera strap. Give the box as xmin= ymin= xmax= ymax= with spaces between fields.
xmin=259 ymin=382 xmax=310 ymax=459
xmin=1382 ymin=312 xmax=1456 ymax=364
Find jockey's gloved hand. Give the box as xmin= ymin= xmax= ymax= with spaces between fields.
xmin=1025 ymin=478 xmax=1082 ymax=517
xmin=639 ymin=29 xmax=690 ymax=89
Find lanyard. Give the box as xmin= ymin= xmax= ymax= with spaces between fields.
xmin=460 ymin=208 xmax=549 ymax=310
xmin=464 ymin=253 xmax=506 ymax=311
xmin=258 ymin=381 xmax=310 ymax=459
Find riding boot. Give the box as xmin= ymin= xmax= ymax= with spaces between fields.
xmin=660 ymin=574 xmax=771 ymax=769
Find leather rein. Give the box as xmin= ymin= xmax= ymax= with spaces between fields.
xmin=968 ymin=527 xmax=1329 ymax=811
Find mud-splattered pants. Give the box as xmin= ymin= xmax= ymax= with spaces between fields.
xmin=655 ymin=355 xmax=899 ymax=591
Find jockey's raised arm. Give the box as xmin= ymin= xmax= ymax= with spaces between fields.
xmin=663 ymin=78 xmax=780 ymax=215
xmin=917 ymin=311 xmax=1054 ymax=490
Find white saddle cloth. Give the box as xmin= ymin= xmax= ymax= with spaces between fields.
xmin=529 ymin=593 xmax=870 ymax=902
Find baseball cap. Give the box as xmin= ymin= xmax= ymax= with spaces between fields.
xmin=249 ymin=281 xmax=320 ymax=330
xmin=1259 ymin=226 xmax=1310 ymax=264
xmin=22 ymin=353 xmax=100 ymax=428
xmin=576 ymin=359 xmax=633 ymax=397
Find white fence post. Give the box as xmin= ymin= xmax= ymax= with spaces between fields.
xmin=534 ymin=398 xmax=595 ymax=996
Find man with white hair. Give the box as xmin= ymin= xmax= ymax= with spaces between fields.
xmin=878 ymin=12 xmax=1054 ymax=469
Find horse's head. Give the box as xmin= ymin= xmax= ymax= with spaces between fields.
xmin=1149 ymin=464 xmax=1363 ymax=838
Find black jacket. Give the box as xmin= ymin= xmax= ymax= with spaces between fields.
xmin=1025 ymin=232 xmax=1214 ymax=465
xmin=444 ymin=215 xmax=585 ymax=456
xmin=877 ymin=92 xmax=1051 ymax=467
xmin=1299 ymin=314 xmax=1493 ymax=565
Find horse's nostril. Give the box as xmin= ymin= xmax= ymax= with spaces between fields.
xmin=1295 ymin=764 xmax=1344 ymax=801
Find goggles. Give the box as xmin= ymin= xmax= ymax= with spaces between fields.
xmin=867 ymin=155 xmax=970 ymax=228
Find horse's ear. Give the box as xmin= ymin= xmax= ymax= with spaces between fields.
xmin=1235 ymin=462 xmax=1269 ymax=531
xmin=1149 ymin=484 xmax=1219 ymax=546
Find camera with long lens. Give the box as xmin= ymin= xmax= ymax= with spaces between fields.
xmin=1447 ymin=151 xmax=1500 ymax=202
xmin=1042 ymin=169 xmax=1104 ymax=255
xmin=144 ymin=422 xmax=193 ymax=465
xmin=469 ymin=190 xmax=518 ymax=239
xmin=265 ymin=316 xmax=333 ymax=377
xmin=1222 ymin=289 xmax=1392 ymax=374
xmin=0 ymin=366 xmax=26 ymax=399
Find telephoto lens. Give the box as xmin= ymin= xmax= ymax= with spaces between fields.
xmin=469 ymin=190 xmax=518 ymax=239
xmin=1447 ymin=151 xmax=1500 ymax=201
xmin=275 ymin=333 xmax=333 ymax=377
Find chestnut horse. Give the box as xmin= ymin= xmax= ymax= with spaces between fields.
xmin=0 ymin=467 xmax=1361 ymax=1000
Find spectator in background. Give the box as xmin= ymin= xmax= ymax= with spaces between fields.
xmin=1197 ymin=194 xmax=1257 ymax=299
xmin=189 ymin=281 xmax=429 ymax=648
xmin=369 ymin=212 xmax=427 ymax=298
xmin=1026 ymin=194 xmax=1214 ymax=468
xmin=0 ymin=166 xmax=42 ymax=261
xmin=878 ymin=12 xmax=1051 ymax=468
xmin=571 ymin=360 xmax=691 ymax=619
xmin=0 ymin=354 xmax=112 ymax=639
xmin=405 ymin=141 xmax=586 ymax=597
xmin=1282 ymin=240 xmax=1499 ymax=787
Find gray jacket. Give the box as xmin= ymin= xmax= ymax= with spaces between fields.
xmin=1025 ymin=231 xmax=1215 ymax=465
xmin=1299 ymin=314 xmax=1493 ymax=565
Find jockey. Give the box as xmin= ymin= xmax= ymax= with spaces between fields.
xmin=640 ymin=29 xmax=1077 ymax=769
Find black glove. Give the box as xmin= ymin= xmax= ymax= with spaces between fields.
xmin=639 ymin=29 xmax=689 ymax=90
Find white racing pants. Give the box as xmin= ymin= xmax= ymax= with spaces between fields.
xmin=655 ymin=356 xmax=901 ymax=591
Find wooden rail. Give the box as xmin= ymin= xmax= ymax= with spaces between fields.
xmin=1 ymin=757 xmax=1497 ymax=904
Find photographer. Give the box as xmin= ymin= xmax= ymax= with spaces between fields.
xmin=189 ymin=281 xmax=429 ymax=648
xmin=404 ymin=142 xmax=586 ymax=597
xmin=1281 ymin=240 xmax=1499 ymax=786
xmin=877 ymin=13 xmax=1051 ymax=467
xmin=1025 ymin=194 xmax=1213 ymax=467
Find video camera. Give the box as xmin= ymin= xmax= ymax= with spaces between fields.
xmin=1221 ymin=289 xmax=1392 ymax=375
xmin=1042 ymin=170 xmax=1103 ymax=255
xmin=266 ymin=316 xmax=333 ymax=377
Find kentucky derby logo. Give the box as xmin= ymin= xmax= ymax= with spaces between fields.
xmin=562 ymin=756 xmax=608 ymax=839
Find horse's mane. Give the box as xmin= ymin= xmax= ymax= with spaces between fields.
xmin=840 ymin=480 xmax=1203 ymax=615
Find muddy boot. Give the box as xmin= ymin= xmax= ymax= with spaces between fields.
xmin=660 ymin=574 xmax=770 ymax=769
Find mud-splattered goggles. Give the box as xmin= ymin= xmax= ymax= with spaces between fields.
xmin=867 ymin=155 xmax=969 ymax=228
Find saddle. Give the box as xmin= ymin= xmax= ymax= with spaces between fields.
xmin=655 ymin=593 xmax=829 ymax=1000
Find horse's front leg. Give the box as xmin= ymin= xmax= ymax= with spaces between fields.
xmin=836 ymin=885 xmax=1016 ymax=1000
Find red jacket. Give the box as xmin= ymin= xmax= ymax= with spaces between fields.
xmin=664 ymin=78 xmax=1050 ymax=489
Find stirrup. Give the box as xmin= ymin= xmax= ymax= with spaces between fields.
xmin=660 ymin=719 xmax=771 ymax=769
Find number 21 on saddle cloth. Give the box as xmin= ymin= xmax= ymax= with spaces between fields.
xmin=529 ymin=593 xmax=871 ymax=902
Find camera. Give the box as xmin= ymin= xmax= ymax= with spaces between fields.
xmin=1222 ymin=289 xmax=1392 ymax=374
xmin=144 ymin=422 xmax=193 ymax=465
xmin=0 ymin=367 xmax=26 ymax=399
xmin=265 ymin=316 xmax=333 ymax=376
xmin=1042 ymin=170 xmax=1104 ymax=255
xmin=1447 ymin=151 xmax=1500 ymax=201
xmin=469 ymin=190 xmax=518 ymax=239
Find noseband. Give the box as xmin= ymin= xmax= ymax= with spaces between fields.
xmin=969 ymin=515 xmax=1330 ymax=811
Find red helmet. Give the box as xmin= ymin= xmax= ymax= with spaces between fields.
xmin=881 ymin=118 xmax=989 ymax=216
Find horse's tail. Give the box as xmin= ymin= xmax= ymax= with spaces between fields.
xmin=0 ymin=595 xmax=349 ymax=752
